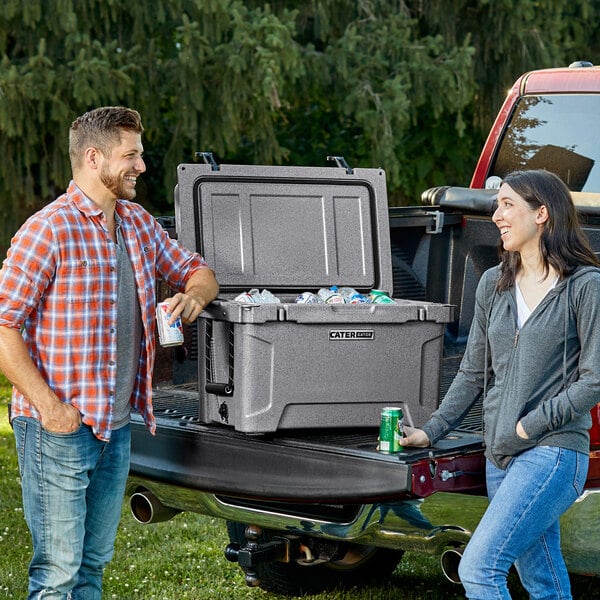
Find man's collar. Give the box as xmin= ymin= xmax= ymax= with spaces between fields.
xmin=67 ymin=180 xmax=132 ymax=219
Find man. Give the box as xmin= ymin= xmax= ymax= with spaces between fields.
xmin=0 ymin=106 xmax=219 ymax=598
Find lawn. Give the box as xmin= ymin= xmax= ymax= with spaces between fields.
xmin=0 ymin=374 xmax=598 ymax=599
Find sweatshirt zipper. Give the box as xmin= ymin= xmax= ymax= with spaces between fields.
xmin=514 ymin=328 xmax=520 ymax=347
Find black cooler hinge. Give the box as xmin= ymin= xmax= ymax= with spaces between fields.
xmin=327 ymin=155 xmax=354 ymax=175
xmin=195 ymin=151 xmax=220 ymax=171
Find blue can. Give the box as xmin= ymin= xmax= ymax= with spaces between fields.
xmin=296 ymin=291 xmax=321 ymax=304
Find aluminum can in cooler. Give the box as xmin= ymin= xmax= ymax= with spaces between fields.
xmin=369 ymin=289 xmax=396 ymax=304
xmin=346 ymin=292 xmax=369 ymax=304
xmin=317 ymin=287 xmax=344 ymax=304
xmin=338 ymin=287 xmax=369 ymax=304
xmin=378 ymin=406 xmax=404 ymax=453
xmin=296 ymin=291 xmax=321 ymax=304
xmin=157 ymin=301 xmax=184 ymax=347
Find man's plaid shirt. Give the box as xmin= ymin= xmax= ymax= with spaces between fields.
xmin=0 ymin=181 xmax=210 ymax=440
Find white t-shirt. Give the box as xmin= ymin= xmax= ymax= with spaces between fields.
xmin=515 ymin=277 xmax=559 ymax=329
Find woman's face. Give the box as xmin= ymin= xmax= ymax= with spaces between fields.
xmin=492 ymin=183 xmax=547 ymax=255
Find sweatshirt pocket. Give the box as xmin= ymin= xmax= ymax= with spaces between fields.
xmin=491 ymin=412 xmax=537 ymax=458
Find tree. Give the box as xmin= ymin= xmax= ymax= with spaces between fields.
xmin=250 ymin=1 xmax=477 ymax=202
xmin=412 ymin=0 xmax=600 ymax=130
xmin=1 ymin=0 xmax=599 ymax=250
xmin=282 ymin=0 xmax=600 ymax=200
xmin=0 ymin=0 xmax=304 ymax=223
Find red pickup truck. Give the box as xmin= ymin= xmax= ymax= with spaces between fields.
xmin=126 ymin=62 xmax=600 ymax=595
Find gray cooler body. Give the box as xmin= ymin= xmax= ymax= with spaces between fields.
xmin=175 ymin=162 xmax=453 ymax=433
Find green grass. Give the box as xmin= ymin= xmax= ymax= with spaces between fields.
xmin=0 ymin=374 xmax=598 ymax=599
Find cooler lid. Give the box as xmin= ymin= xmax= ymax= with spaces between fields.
xmin=175 ymin=161 xmax=393 ymax=294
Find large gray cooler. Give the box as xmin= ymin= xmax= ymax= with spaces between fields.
xmin=175 ymin=161 xmax=453 ymax=433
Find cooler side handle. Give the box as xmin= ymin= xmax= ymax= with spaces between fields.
xmin=204 ymin=319 xmax=234 ymax=396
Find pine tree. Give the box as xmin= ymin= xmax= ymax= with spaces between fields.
xmin=1 ymin=0 xmax=598 ymax=250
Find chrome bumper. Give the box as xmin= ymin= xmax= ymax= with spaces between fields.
xmin=126 ymin=477 xmax=600 ymax=576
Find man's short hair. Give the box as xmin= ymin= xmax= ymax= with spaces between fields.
xmin=69 ymin=106 xmax=144 ymax=171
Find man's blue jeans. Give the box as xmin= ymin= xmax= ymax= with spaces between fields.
xmin=458 ymin=446 xmax=588 ymax=600
xmin=13 ymin=417 xmax=130 ymax=600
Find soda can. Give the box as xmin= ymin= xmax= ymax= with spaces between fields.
xmin=156 ymin=301 xmax=184 ymax=347
xmin=338 ymin=287 xmax=369 ymax=304
xmin=317 ymin=287 xmax=344 ymax=304
xmin=346 ymin=292 xmax=370 ymax=304
xmin=296 ymin=291 xmax=321 ymax=304
xmin=369 ymin=289 xmax=396 ymax=304
xmin=378 ymin=406 xmax=404 ymax=453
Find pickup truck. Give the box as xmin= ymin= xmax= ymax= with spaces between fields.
xmin=126 ymin=62 xmax=600 ymax=596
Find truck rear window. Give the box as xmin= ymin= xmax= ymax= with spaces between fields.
xmin=490 ymin=95 xmax=600 ymax=202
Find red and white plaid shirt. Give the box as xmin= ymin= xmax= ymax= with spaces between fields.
xmin=0 ymin=181 xmax=210 ymax=440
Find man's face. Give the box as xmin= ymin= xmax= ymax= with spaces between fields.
xmin=99 ymin=129 xmax=146 ymax=200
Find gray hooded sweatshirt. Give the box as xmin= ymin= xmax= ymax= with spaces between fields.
xmin=422 ymin=265 xmax=600 ymax=470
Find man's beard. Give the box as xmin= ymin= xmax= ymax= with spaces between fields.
xmin=100 ymin=165 xmax=136 ymax=200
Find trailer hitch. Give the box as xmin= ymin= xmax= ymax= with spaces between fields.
xmin=224 ymin=525 xmax=295 ymax=587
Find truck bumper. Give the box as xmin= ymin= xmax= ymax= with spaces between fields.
xmin=126 ymin=477 xmax=600 ymax=576
xmin=127 ymin=475 xmax=483 ymax=555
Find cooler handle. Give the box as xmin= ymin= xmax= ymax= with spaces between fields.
xmin=204 ymin=319 xmax=235 ymax=396
xmin=205 ymin=382 xmax=233 ymax=396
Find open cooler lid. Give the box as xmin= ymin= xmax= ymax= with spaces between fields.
xmin=174 ymin=159 xmax=393 ymax=295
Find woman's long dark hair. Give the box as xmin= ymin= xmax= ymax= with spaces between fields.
xmin=496 ymin=169 xmax=600 ymax=291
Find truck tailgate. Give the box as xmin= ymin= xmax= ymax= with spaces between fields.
xmin=130 ymin=387 xmax=485 ymax=503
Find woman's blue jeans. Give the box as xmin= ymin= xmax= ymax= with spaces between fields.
xmin=458 ymin=446 xmax=588 ymax=600
xmin=13 ymin=417 xmax=130 ymax=600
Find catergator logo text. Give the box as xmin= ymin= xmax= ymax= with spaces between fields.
xmin=329 ymin=329 xmax=374 ymax=340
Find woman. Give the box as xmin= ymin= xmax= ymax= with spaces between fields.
xmin=401 ymin=170 xmax=600 ymax=599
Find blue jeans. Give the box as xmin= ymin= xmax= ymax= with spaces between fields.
xmin=13 ymin=417 xmax=130 ymax=600
xmin=458 ymin=446 xmax=588 ymax=600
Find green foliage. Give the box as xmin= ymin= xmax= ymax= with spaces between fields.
xmin=229 ymin=0 xmax=478 ymax=200
xmin=0 ymin=0 xmax=599 ymax=236
xmin=414 ymin=0 xmax=600 ymax=131
xmin=272 ymin=4 xmax=477 ymax=199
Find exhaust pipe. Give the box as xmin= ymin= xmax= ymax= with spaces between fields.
xmin=440 ymin=546 xmax=464 ymax=584
xmin=130 ymin=490 xmax=181 ymax=524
